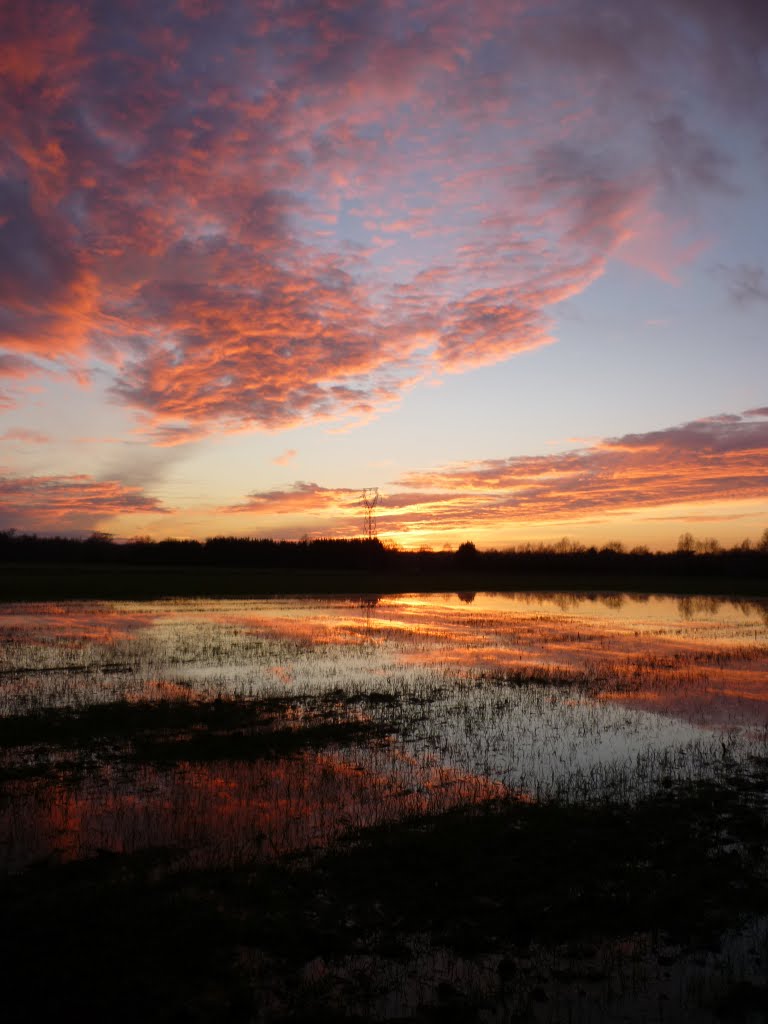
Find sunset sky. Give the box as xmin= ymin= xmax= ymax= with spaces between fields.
xmin=1 ymin=0 xmax=767 ymax=549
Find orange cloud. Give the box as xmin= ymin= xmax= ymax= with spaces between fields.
xmin=0 ymin=428 xmax=51 ymax=443
xmin=273 ymin=449 xmax=298 ymax=466
xmin=3 ymin=1 xmax=761 ymax=433
xmin=0 ymin=474 xmax=171 ymax=533
xmin=223 ymin=482 xmax=358 ymax=517
xmin=0 ymin=355 xmax=41 ymax=409
xmin=220 ymin=411 xmax=768 ymax=540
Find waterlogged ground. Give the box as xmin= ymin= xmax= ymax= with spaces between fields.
xmin=2 ymin=591 xmax=768 ymax=1022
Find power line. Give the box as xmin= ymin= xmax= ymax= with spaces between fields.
xmin=361 ymin=488 xmax=379 ymax=540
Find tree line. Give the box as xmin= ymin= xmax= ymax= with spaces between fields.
xmin=1 ymin=529 xmax=767 ymax=580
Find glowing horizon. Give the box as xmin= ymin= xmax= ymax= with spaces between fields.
xmin=1 ymin=1 xmax=766 ymax=549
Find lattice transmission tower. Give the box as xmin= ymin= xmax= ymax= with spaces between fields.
xmin=361 ymin=488 xmax=379 ymax=540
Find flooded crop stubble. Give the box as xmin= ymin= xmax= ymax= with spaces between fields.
xmin=1 ymin=591 xmax=767 ymax=872
xmin=4 ymin=591 xmax=768 ymax=1023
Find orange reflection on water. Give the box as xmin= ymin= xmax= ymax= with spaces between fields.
xmin=3 ymin=593 xmax=768 ymax=732
xmin=0 ymin=602 xmax=158 ymax=642
xmin=2 ymin=593 xmax=768 ymax=821
xmin=599 ymin=658 xmax=768 ymax=732
xmin=365 ymin=597 xmax=768 ymax=731
xmin=0 ymin=746 xmax=506 ymax=873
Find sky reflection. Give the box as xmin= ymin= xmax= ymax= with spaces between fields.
xmin=2 ymin=593 xmax=767 ymax=723
xmin=2 ymin=592 xmax=767 ymax=871
xmin=1 ymin=744 xmax=504 ymax=874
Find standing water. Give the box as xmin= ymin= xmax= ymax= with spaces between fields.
xmin=2 ymin=591 xmax=766 ymax=871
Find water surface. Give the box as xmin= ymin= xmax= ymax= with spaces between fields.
xmin=2 ymin=592 xmax=767 ymax=871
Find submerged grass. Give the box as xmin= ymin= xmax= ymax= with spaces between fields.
xmin=2 ymin=759 xmax=768 ymax=1022
xmin=0 ymin=693 xmax=386 ymax=749
xmin=2 ymin=594 xmax=768 ymax=1020
xmin=0 ymin=693 xmax=400 ymax=785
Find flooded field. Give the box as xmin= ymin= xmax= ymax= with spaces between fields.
xmin=2 ymin=591 xmax=768 ymax=1022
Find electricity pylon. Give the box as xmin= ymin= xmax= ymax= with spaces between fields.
xmin=361 ymin=488 xmax=379 ymax=540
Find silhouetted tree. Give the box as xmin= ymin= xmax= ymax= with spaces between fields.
xmin=677 ymin=532 xmax=696 ymax=554
xmin=455 ymin=541 xmax=478 ymax=568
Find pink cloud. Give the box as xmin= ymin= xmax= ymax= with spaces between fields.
xmin=0 ymin=473 xmax=172 ymax=533
xmin=273 ymin=448 xmax=297 ymax=466
xmin=222 ymin=482 xmax=358 ymax=517
xmin=0 ymin=428 xmax=51 ymax=443
xmin=0 ymin=355 xmax=41 ymax=408
xmin=221 ymin=410 xmax=768 ymax=538
xmin=395 ymin=412 xmax=768 ymax=527
xmin=1 ymin=1 xmax=764 ymax=434
xmin=0 ymin=355 xmax=39 ymax=378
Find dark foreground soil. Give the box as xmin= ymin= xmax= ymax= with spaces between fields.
xmin=2 ymin=695 xmax=768 ymax=1022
